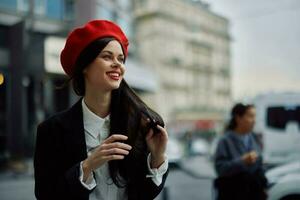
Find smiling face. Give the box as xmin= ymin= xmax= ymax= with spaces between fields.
xmin=83 ymin=40 xmax=125 ymax=92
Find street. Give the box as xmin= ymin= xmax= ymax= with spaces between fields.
xmin=0 ymin=156 xmax=215 ymax=200
xmin=0 ymin=177 xmax=35 ymax=200
xmin=156 ymin=155 xmax=215 ymax=200
xmin=156 ymin=169 xmax=213 ymax=200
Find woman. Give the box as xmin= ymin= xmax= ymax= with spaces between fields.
xmin=214 ymin=103 xmax=268 ymax=200
xmin=34 ymin=20 xmax=169 ymax=200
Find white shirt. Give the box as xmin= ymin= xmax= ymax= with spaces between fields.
xmin=79 ymin=98 xmax=168 ymax=200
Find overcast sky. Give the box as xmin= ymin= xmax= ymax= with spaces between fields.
xmin=205 ymin=0 xmax=300 ymax=100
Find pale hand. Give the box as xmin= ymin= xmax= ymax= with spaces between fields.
xmin=146 ymin=124 xmax=168 ymax=168
xmin=241 ymin=151 xmax=258 ymax=165
xmin=82 ymin=134 xmax=132 ymax=182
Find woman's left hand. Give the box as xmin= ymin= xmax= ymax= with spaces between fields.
xmin=146 ymin=124 xmax=168 ymax=168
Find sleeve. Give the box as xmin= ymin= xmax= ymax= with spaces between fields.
xmin=214 ymin=138 xmax=247 ymax=177
xmin=146 ymin=153 xmax=169 ymax=186
xmin=79 ymin=161 xmax=97 ymax=190
xmin=34 ymin=122 xmax=95 ymax=200
xmin=135 ymin=154 xmax=169 ymax=200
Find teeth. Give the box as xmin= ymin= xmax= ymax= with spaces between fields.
xmin=107 ymin=72 xmax=119 ymax=77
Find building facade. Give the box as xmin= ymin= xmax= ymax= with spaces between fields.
xmin=133 ymin=0 xmax=232 ymax=134
xmin=0 ymin=0 xmax=75 ymax=163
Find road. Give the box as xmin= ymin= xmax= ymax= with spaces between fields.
xmin=0 ymin=156 xmax=215 ymax=200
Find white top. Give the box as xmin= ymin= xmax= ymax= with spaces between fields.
xmin=79 ymin=98 xmax=168 ymax=200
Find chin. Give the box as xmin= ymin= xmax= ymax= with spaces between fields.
xmin=107 ymin=82 xmax=121 ymax=90
xmin=111 ymin=85 xmax=120 ymax=90
xmin=104 ymin=75 xmax=123 ymax=89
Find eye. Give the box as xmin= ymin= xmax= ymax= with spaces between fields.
xmin=118 ymin=57 xmax=125 ymax=63
xmin=102 ymin=54 xmax=112 ymax=60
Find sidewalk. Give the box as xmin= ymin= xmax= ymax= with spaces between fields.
xmin=0 ymin=159 xmax=35 ymax=200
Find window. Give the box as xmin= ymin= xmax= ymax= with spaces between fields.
xmin=267 ymin=106 xmax=300 ymax=130
xmin=46 ymin=0 xmax=63 ymax=19
xmin=64 ymin=0 xmax=74 ymax=21
xmin=18 ymin=0 xmax=29 ymax=12
xmin=0 ymin=0 xmax=17 ymax=10
xmin=0 ymin=26 xmax=8 ymax=48
xmin=34 ymin=0 xmax=46 ymax=15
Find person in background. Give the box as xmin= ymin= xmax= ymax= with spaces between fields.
xmin=213 ymin=103 xmax=268 ymax=200
xmin=34 ymin=20 xmax=168 ymax=200
xmin=184 ymin=131 xmax=193 ymax=156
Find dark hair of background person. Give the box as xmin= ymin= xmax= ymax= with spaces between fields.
xmin=59 ymin=37 xmax=164 ymax=187
xmin=225 ymin=103 xmax=254 ymax=131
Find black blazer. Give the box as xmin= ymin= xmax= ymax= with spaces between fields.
xmin=34 ymin=98 xmax=168 ymax=200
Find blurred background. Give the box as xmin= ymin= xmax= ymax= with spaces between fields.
xmin=0 ymin=0 xmax=299 ymax=199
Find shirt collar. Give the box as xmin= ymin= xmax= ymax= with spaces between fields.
xmin=81 ymin=98 xmax=110 ymax=139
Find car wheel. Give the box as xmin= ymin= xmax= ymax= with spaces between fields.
xmin=280 ymin=194 xmax=300 ymax=200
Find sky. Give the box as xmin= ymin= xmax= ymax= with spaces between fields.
xmin=205 ymin=0 xmax=300 ymax=100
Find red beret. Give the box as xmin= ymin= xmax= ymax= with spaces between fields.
xmin=60 ymin=20 xmax=129 ymax=76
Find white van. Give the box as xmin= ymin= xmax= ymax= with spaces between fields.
xmin=252 ymin=92 xmax=300 ymax=166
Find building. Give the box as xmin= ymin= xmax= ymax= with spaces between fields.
xmin=0 ymin=0 xmax=75 ymax=164
xmin=0 ymin=0 xmax=157 ymax=164
xmin=133 ymin=0 xmax=232 ymax=134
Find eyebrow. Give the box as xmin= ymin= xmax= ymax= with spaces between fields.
xmin=101 ymin=50 xmax=124 ymax=57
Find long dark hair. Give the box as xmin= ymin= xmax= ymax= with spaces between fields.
xmin=68 ymin=37 xmax=164 ymax=187
xmin=225 ymin=103 xmax=254 ymax=131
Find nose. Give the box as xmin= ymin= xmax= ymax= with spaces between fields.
xmin=112 ymin=58 xmax=121 ymax=68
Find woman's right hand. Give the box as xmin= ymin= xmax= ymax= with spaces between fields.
xmin=241 ymin=151 xmax=258 ymax=165
xmin=82 ymin=134 xmax=132 ymax=181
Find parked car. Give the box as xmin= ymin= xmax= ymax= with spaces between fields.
xmin=252 ymin=92 xmax=300 ymax=166
xmin=190 ymin=138 xmax=209 ymax=156
xmin=266 ymin=161 xmax=300 ymax=200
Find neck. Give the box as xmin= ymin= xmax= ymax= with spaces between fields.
xmin=234 ymin=127 xmax=247 ymax=135
xmin=84 ymin=90 xmax=111 ymax=118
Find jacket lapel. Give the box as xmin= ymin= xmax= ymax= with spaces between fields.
xmin=57 ymin=98 xmax=88 ymax=163
xmin=228 ymin=132 xmax=245 ymax=155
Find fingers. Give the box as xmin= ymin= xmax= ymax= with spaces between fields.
xmin=101 ymin=142 xmax=132 ymax=151
xmin=101 ymin=144 xmax=131 ymax=161
xmin=91 ymin=142 xmax=132 ymax=158
xmin=87 ymin=135 xmax=133 ymax=170
xmin=249 ymin=151 xmax=258 ymax=161
xmin=156 ymin=125 xmax=168 ymax=138
xmin=104 ymin=155 xmax=125 ymax=161
xmin=101 ymin=145 xmax=131 ymax=161
xmin=156 ymin=124 xmax=164 ymax=131
xmin=242 ymin=151 xmax=258 ymax=165
xmin=102 ymin=148 xmax=130 ymax=156
xmin=146 ymin=128 xmax=154 ymax=140
xmin=156 ymin=125 xmax=167 ymax=134
xmin=242 ymin=154 xmax=252 ymax=165
xmin=103 ymin=134 xmax=128 ymax=144
xmin=91 ymin=144 xmax=131 ymax=164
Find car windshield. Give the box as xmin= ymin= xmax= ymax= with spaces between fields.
xmin=267 ymin=106 xmax=300 ymax=130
